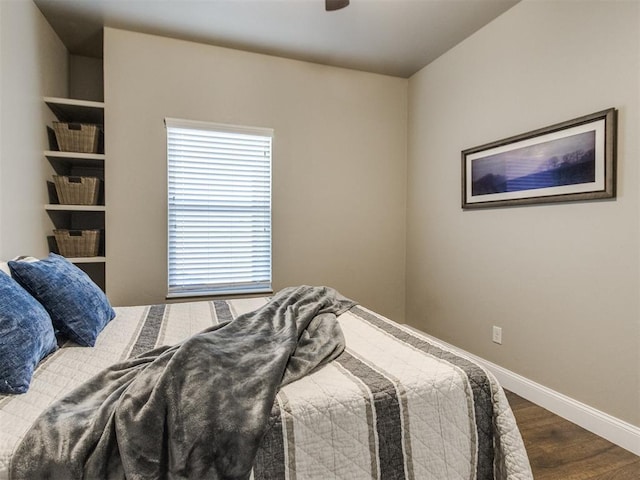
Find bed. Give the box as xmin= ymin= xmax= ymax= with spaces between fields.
xmin=0 ymin=262 xmax=532 ymax=479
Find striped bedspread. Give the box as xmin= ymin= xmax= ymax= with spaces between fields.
xmin=0 ymin=296 xmax=532 ymax=480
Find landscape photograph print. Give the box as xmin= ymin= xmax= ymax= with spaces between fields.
xmin=462 ymin=108 xmax=616 ymax=209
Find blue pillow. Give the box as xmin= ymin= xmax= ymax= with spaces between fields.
xmin=9 ymin=253 xmax=115 ymax=347
xmin=0 ymin=271 xmax=58 ymax=394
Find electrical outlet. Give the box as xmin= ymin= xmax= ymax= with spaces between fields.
xmin=492 ymin=326 xmax=502 ymax=345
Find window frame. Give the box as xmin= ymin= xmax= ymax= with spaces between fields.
xmin=165 ymin=117 xmax=273 ymax=298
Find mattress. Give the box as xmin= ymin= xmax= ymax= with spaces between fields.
xmin=0 ymin=296 xmax=532 ymax=479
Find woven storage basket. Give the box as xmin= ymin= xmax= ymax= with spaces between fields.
xmin=52 ymin=122 xmax=100 ymax=153
xmin=53 ymin=176 xmax=100 ymax=205
xmin=54 ymin=229 xmax=100 ymax=257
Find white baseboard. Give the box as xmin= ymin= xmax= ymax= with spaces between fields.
xmin=411 ymin=329 xmax=640 ymax=456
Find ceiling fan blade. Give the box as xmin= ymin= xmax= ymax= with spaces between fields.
xmin=326 ymin=0 xmax=350 ymax=11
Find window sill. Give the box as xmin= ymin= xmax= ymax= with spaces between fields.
xmin=166 ymin=287 xmax=273 ymax=300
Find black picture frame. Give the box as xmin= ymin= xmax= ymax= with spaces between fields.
xmin=461 ymin=108 xmax=617 ymax=209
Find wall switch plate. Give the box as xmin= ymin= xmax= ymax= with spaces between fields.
xmin=492 ymin=326 xmax=502 ymax=344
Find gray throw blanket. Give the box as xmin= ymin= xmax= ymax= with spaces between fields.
xmin=10 ymin=285 xmax=355 ymax=480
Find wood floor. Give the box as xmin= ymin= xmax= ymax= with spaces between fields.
xmin=505 ymin=391 xmax=640 ymax=479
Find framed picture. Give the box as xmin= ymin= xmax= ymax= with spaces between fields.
xmin=461 ymin=108 xmax=617 ymax=209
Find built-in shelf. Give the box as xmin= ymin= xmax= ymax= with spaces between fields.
xmin=44 ymin=97 xmax=106 ymax=291
xmin=44 ymin=151 xmax=105 ymax=161
xmin=44 ymin=97 xmax=104 ymax=124
xmin=45 ymin=204 xmax=106 ymax=212
xmin=66 ymin=256 xmax=106 ymax=264
xmin=45 ymin=151 xmax=105 ymax=174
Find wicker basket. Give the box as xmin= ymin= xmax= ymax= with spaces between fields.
xmin=53 ymin=176 xmax=100 ymax=205
xmin=54 ymin=229 xmax=100 ymax=257
xmin=52 ymin=122 xmax=100 ymax=153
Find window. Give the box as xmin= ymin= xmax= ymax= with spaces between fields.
xmin=166 ymin=118 xmax=272 ymax=297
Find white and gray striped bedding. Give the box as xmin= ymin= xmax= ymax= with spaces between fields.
xmin=0 ymin=297 xmax=532 ymax=479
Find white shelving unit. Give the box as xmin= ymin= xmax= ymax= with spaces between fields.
xmin=45 ymin=204 xmax=106 ymax=212
xmin=45 ymin=151 xmax=105 ymax=166
xmin=44 ymin=97 xmax=104 ymax=123
xmin=67 ymin=256 xmax=106 ymax=264
xmin=44 ymin=97 xmax=106 ymax=290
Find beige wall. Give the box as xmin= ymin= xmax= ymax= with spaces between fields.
xmin=69 ymin=54 xmax=104 ymax=102
xmin=0 ymin=0 xmax=68 ymax=260
xmin=104 ymin=28 xmax=408 ymax=320
xmin=406 ymin=0 xmax=639 ymax=426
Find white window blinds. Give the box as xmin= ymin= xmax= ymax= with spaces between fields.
xmin=166 ymin=118 xmax=273 ymax=297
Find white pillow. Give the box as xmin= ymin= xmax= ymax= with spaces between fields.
xmin=12 ymin=256 xmax=39 ymax=263
xmin=1 ymin=257 xmax=39 ymax=276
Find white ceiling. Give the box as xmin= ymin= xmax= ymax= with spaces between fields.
xmin=34 ymin=0 xmax=519 ymax=78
